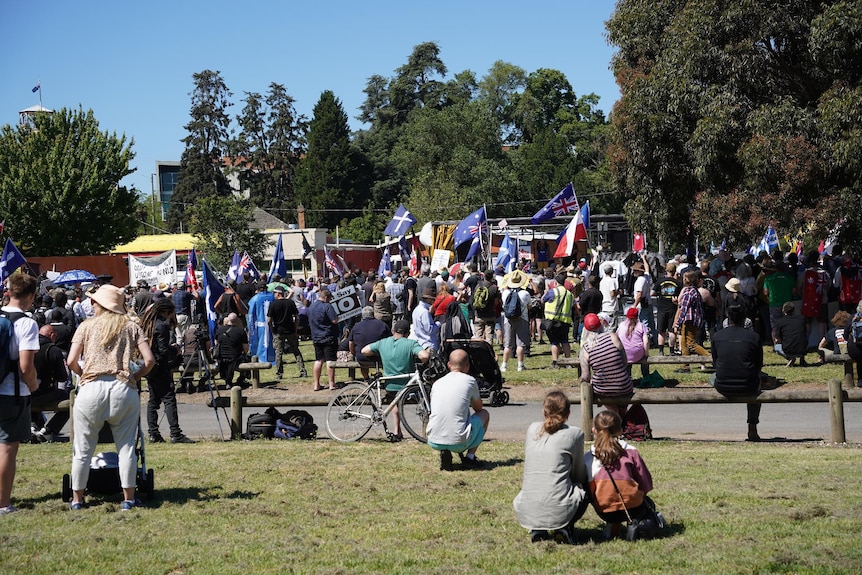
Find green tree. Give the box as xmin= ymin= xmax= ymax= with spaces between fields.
xmin=477 ymin=60 xmax=526 ymax=143
xmin=338 ymin=203 xmax=386 ymax=245
xmin=232 ymin=83 xmax=307 ymax=219
xmin=607 ymin=0 xmax=862 ymax=251
xmin=168 ymin=70 xmax=234 ymax=232
xmin=188 ymin=195 xmax=269 ymax=273
xmin=0 ymin=107 xmax=137 ymax=255
xmin=295 ymin=91 xmax=359 ymax=230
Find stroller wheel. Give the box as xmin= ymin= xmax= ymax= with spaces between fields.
xmin=62 ymin=473 xmax=72 ymax=502
xmin=499 ymin=390 xmax=510 ymax=406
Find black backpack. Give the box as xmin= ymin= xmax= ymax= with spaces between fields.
xmin=0 ymin=311 xmax=27 ymax=401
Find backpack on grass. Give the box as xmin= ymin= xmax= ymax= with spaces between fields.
xmin=622 ymin=404 xmax=653 ymax=441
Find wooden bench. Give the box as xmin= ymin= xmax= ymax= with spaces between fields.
xmin=30 ymin=399 xmax=71 ymax=413
xmin=237 ymin=356 xmax=272 ymax=389
xmin=557 ymin=354 xmax=714 ymax=378
xmin=326 ymin=359 xmax=379 ymax=381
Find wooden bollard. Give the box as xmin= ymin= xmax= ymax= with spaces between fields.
xmin=828 ymin=378 xmax=845 ymax=443
xmin=231 ymin=385 xmax=243 ymax=440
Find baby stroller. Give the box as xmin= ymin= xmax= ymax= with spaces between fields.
xmin=61 ymin=420 xmax=154 ymax=503
xmin=442 ymin=339 xmax=508 ymax=406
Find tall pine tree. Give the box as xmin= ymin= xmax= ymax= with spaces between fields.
xmin=168 ymin=70 xmax=233 ymax=231
xmin=295 ymin=91 xmax=357 ymax=230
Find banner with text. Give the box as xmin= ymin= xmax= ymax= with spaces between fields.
xmin=129 ymin=250 xmax=178 ymax=288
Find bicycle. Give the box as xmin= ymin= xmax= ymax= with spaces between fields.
xmin=325 ymin=367 xmax=434 ymax=443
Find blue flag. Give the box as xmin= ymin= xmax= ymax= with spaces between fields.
xmin=239 ymin=252 xmax=260 ymax=281
xmin=268 ymin=234 xmax=286 ymax=281
xmin=398 ymin=236 xmax=411 ymax=264
xmin=226 ymin=250 xmax=241 ymax=282
xmin=247 ymin=289 xmax=274 ymax=362
xmin=531 ymin=183 xmax=579 ymax=225
xmin=464 ymin=236 xmax=482 ymax=262
xmin=201 ymin=260 xmax=225 ymax=344
xmin=580 ymin=200 xmax=590 ymax=230
xmin=749 ymin=226 xmax=779 ymax=257
xmin=378 ymin=245 xmax=391 ymax=277
xmin=453 ymin=206 xmax=487 ymax=248
xmin=31 ymin=83 xmax=40 ymax=93
xmin=0 ymin=239 xmax=26 ymax=283
xmin=384 ymin=204 xmax=417 ymax=237
xmin=496 ymin=234 xmax=517 ymax=273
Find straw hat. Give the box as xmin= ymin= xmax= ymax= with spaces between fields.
xmin=725 ymin=278 xmax=741 ymax=293
xmin=90 ymin=285 xmax=127 ymax=315
xmin=506 ymin=269 xmax=530 ymax=289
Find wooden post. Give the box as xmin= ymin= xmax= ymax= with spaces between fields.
xmin=844 ymin=358 xmax=854 ymax=390
xmin=581 ymin=380 xmax=594 ymax=441
xmin=231 ymin=385 xmax=243 ymax=440
xmin=828 ymin=378 xmax=846 ymax=443
xmin=250 ymin=355 xmax=260 ymax=389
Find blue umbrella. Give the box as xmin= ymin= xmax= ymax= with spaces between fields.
xmin=53 ymin=269 xmax=98 ymax=285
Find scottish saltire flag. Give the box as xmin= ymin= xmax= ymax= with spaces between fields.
xmin=496 ymin=234 xmax=517 ymax=273
xmin=453 ymin=206 xmax=487 ymax=248
xmin=268 ymin=234 xmax=286 ymax=281
xmin=531 ymin=183 xmax=579 ymax=225
xmin=384 ymin=204 xmax=417 ymax=237
xmin=240 ymin=252 xmax=260 ymax=280
xmin=464 ymin=236 xmax=482 ymax=262
xmin=226 ymin=250 xmax=241 ymax=282
xmin=301 ymin=233 xmax=313 ymax=259
xmin=378 ymin=245 xmax=391 ymax=277
xmin=185 ymin=248 xmax=200 ymax=291
xmin=201 ymin=260 xmax=225 ymax=344
xmin=32 ymin=83 xmax=40 ymax=93
xmin=0 ymin=238 xmax=26 ymax=283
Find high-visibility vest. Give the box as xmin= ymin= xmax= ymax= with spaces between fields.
xmin=544 ymin=286 xmax=573 ymax=324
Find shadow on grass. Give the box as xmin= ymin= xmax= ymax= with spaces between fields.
xmin=573 ymin=520 xmax=686 ymax=545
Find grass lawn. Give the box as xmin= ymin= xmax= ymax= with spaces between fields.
xmin=3 ymin=438 xmax=861 ymax=574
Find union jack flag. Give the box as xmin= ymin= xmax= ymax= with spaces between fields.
xmin=531 ymin=182 xmax=579 ymax=225
xmin=185 ymin=248 xmax=200 ymax=291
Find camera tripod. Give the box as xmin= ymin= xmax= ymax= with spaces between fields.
xmin=178 ymin=326 xmax=228 ymax=441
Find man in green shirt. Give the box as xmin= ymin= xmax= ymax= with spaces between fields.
xmin=362 ymin=320 xmax=429 ymax=440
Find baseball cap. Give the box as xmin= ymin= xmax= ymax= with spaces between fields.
xmin=583 ymin=313 xmax=601 ymax=332
xmin=393 ymin=320 xmax=411 ymax=335
xmin=626 ymin=307 xmax=639 ymax=319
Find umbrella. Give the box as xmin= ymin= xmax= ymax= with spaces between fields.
xmin=53 ymin=269 xmax=98 ymax=285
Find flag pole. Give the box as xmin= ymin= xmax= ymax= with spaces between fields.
xmin=483 ymin=204 xmax=490 ymax=270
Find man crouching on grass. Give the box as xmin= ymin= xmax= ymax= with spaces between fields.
xmin=426 ymin=349 xmax=490 ymax=471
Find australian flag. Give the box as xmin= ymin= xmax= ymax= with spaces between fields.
xmin=453 ymin=206 xmax=487 ymax=248
xmin=239 ymin=252 xmax=260 ymax=280
xmin=384 ymin=204 xmax=417 ymax=237
xmin=531 ymin=183 xmax=579 ymax=225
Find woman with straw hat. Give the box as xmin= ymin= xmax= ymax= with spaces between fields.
xmin=66 ymin=285 xmax=156 ymax=511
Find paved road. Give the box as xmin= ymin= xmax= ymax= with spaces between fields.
xmin=170 ymin=400 xmax=862 ymax=444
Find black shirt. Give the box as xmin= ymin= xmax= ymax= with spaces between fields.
xmin=772 ymin=314 xmax=808 ymax=356
xmin=578 ymin=287 xmax=602 ymax=315
xmin=711 ymin=326 xmax=762 ymax=393
xmin=215 ymin=325 xmax=248 ymax=360
xmin=268 ymin=298 xmax=299 ymax=335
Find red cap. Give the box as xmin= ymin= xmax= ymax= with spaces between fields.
xmin=583 ymin=313 xmax=601 ymax=332
xmin=626 ymin=307 xmax=639 ymax=319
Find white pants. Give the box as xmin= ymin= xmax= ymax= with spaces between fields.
xmin=71 ymin=377 xmax=140 ymax=491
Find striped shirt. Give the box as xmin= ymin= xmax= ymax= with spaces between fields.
xmin=587 ymin=333 xmax=633 ymax=397
xmin=674 ymin=285 xmax=704 ymax=330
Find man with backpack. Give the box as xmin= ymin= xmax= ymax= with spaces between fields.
xmin=500 ymin=270 xmax=531 ymax=372
xmin=0 ymin=273 xmax=40 ymax=515
xmin=471 ymin=269 xmax=501 ymax=348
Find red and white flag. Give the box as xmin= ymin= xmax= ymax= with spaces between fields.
xmin=553 ymin=210 xmax=588 ymax=259
xmin=633 ymin=233 xmax=646 ymax=253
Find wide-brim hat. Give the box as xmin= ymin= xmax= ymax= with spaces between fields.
xmin=725 ymin=278 xmax=741 ymax=293
xmin=505 ymin=269 xmax=529 ymax=289
xmin=631 ymin=262 xmax=645 ymax=273
xmin=90 ymin=284 xmax=128 ymax=315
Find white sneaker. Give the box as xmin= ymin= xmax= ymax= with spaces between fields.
xmin=517 ymin=363 xmax=525 ymax=372
xmin=0 ymin=505 xmax=19 ymax=515
xmin=500 ymin=363 xmax=507 ymax=372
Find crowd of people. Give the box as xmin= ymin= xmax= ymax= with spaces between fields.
xmin=1 ymin=241 xmax=860 ymax=525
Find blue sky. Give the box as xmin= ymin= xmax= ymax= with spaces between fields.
xmin=1 ymin=0 xmax=620 ymax=197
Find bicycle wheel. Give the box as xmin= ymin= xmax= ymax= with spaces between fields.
xmin=397 ymin=383 xmax=432 ymax=443
xmin=326 ymin=383 xmax=378 ymax=442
